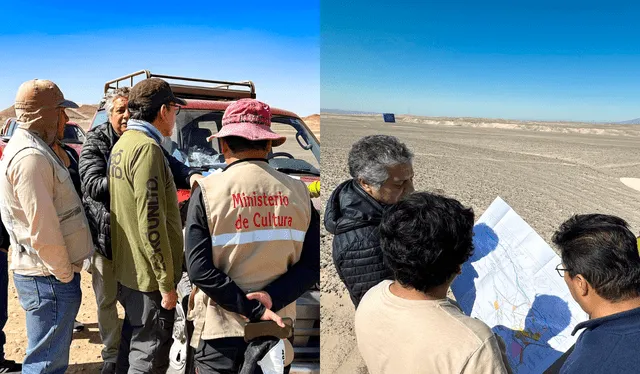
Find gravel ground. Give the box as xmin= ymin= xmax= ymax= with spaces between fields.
xmin=320 ymin=113 xmax=640 ymax=373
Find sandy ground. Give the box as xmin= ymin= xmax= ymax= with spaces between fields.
xmin=2 ymin=115 xmax=319 ymax=372
xmin=320 ymin=113 xmax=640 ymax=373
xmin=4 ymin=267 xmax=114 ymax=372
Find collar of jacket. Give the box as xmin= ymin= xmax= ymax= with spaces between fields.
xmin=572 ymin=305 xmax=640 ymax=335
xmin=17 ymin=128 xmax=67 ymax=169
xmin=223 ymin=158 xmax=268 ymax=172
xmin=107 ymin=121 xmax=120 ymax=142
xmin=352 ymin=180 xmax=385 ymax=210
xmin=324 ymin=179 xmax=386 ymax=235
xmin=126 ymin=119 xmax=163 ymax=145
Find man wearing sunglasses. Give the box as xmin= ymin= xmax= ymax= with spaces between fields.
xmin=552 ymin=214 xmax=640 ymax=374
xmin=108 ymin=78 xmax=186 ymax=373
xmin=79 ymin=86 xmax=202 ymax=374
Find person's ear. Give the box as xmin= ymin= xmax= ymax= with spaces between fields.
xmin=359 ymin=179 xmax=375 ymax=195
xmin=161 ymin=104 xmax=170 ymax=120
xmin=575 ymin=274 xmax=589 ymax=297
xmin=220 ymin=139 xmax=228 ymax=154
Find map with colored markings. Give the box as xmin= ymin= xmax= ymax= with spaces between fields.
xmin=451 ymin=197 xmax=588 ymax=374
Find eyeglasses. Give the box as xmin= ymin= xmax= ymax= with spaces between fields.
xmin=168 ymin=104 xmax=181 ymax=115
xmin=555 ymin=263 xmax=570 ymax=277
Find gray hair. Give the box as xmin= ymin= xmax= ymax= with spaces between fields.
xmin=104 ymin=87 xmax=130 ymax=114
xmin=348 ymin=135 xmax=413 ymax=188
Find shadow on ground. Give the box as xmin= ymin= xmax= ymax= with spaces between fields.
xmin=71 ymin=322 xmax=103 ymax=345
xmin=66 ymin=362 xmax=102 ymax=373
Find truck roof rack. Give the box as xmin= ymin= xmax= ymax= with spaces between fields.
xmin=103 ymin=70 xmax=256 ymax=101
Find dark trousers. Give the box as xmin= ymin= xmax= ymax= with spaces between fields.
xmin=194 ymin=337 xmax=247 ymax=374
xmin=194 ymin=338 xmax=291 ymax=374
xmin=115 ymin=284 xmax=174 ymax=374
xmin=0 ymin=250 xmax=6 ymax=361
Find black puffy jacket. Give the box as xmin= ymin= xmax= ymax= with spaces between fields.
xmin=0 ymin=216 xmax=9 ymax=250
xmin=324 ymin=179 xmax=392 ymax=308
xmin=79 ymin=122 xmax=194 ymax=259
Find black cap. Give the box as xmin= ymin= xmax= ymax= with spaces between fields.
xmin=128 ymin=78 xmax=187 ymax=111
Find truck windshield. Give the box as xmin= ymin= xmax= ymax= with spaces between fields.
xmin=163 ymin=109 xmax=320 ymax=174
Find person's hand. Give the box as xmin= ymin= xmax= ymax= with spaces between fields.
xmin=189 ymin=174 xmax=204 ymax=189
xmin=81 ymin=258 xmax=92 ymax=273
xmin=246 ymin=291 xmax=273 ymax=309
xmin=0 ymin=248 xmax=7 ymax=254
xmin=161 ymin=289 xmax=178 ymax=310
xmin=260 ymin=308 xmax=285 ymax=328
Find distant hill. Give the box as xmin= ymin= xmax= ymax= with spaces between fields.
xmin=75 ymin=104 xmax=99 ymax=119
xmin=302 ymin=114 xmax=320 ymax=138
xmin=618 ymin=118 xmax=640 ymax=125
xmin=321 ymin=108 xmax=380 ymax=115
xmin=0 ymin=105 xmax=15 ymax=120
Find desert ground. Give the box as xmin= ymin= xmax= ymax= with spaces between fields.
xmin=320 ymin=113 xmax=640 ymax=373
xmin=0 ymin=108 xmax=319 ymax=372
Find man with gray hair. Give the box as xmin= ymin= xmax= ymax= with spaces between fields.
xmin=79 ymin=86 xmax=200 ymax=374
xmin=324 ymin=135 xmax=414 ymax=307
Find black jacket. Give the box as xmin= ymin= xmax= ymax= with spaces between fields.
xmin=324 ymin=179 xmax=392 ymax=307
xmin=0 ymin=216 xmax=9 ymax=250
xmin=61 ymin=143 xmax=81 ymax=196
xmin=79 ymin=122 xmax=195 ymax=259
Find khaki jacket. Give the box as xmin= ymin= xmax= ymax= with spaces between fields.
xmin=0 ymin=128 xmax=93 ymax=282
xmin=189 ymin=160 xmax=311 ymax=345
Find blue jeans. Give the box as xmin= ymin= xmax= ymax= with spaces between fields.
xmin=13 ymin=272 xmax=82 ymax=374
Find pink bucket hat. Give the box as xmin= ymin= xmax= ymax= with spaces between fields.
xmin=208 ymin=99 xmax=286 ymax=147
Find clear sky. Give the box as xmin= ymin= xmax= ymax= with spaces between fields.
xmin=0 ymin=0 xmax=319 ymax=116
xmin=322 ymin=0 xmax=640 ymax=122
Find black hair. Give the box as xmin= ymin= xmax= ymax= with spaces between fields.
xmin=553 ymin=214 xmax=640 ymax=301
xmin=222 ymin=136 xmax=269 ymax=153
xmin=379 ymin=192 xmax=475 ymax=293
xmin=129 ymin=100 xmax=169 ymax=123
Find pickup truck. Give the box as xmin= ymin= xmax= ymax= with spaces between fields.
xmin=92 ymin=70 xmax=320 ymax=374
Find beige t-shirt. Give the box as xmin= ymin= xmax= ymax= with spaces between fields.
xmin=355 ymin=280 xmax=513 ymax=374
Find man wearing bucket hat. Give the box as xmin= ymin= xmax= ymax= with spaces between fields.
xmin=0 ymin=79 xmax=94 ymax=373
xmin=108 ymin=78 xmax=186 ymax=373
xmin=184 ymin=98 xmax=320 ymax=373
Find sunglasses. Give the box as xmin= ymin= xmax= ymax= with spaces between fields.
xmin=168 ymin=104 xmax=181 ymax=115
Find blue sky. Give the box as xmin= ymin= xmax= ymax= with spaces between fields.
xmin=0 ymin=1 xmax=319 ymax=116
xmin=322 ymin=1 xmax=640 ymax=122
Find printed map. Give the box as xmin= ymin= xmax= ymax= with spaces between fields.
xmin=451 ymin=197 xmax=588 ymax=373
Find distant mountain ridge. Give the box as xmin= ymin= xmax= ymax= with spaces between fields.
xmin=321 ymin=108 xmax=380 ymax=115
xmin=322 ymin=110 xmax=640 ymax=124
xmin=618 ymin=118 xmax=640 ymax=125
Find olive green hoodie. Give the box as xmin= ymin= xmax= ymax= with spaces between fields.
xmin=109 ymin=129 xmax=183 ymax=293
